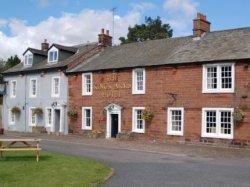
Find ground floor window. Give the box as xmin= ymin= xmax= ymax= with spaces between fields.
xmin=167 ymin=107 xmax=184 ymax=136
xmin=202 ymin=108 xmax=234 ymax=139
xmin=82 ymin=107 xmax=92 ymax=130
xmin=29 ymin=108 xmax=37 ymax=126
xmin=8 ymin=109 xmax=15 ymax=125
xmin=132 ymin=107 xmax=145 ymax=133
xmin=45 ymin=108 xmax=53 ymax=127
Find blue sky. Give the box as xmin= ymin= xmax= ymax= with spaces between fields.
xmin=0 ymin=0 xmax=250 ymax=59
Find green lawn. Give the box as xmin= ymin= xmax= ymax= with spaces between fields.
xmin=0 ymin=151 xmax=111 ymax=187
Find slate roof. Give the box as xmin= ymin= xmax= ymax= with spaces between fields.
xmin=23 ymin=48 xmax=47 ymax=56
xmin=68 ymin=27 xmax=250 ymax=73
xmin=3 ymin=43 xmax=98 ymax=75
xmin=50 ymin=44 xmax=78 ymax=53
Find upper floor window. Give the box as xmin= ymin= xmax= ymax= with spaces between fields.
xmin=132 ymin=68 xmax=145 ymax=94
xmin=82 ymin=73 xmax=92 ymax=95
xmin=203 ymin=63 xmax=235 ymax=93
xmin=48 ymin=50 xmax=58 ymax=63
xmin=132 ymin=107 xmax=145 ymax=133
xmin=24 ymin=54 xmax=33 ymax=66
xmin=29 ymin=78 xmax=37 ymax=98
xmin=202 ymin=108 xmax=234 ymax=139
xmin=167 ymin=107 xmax=184 ymax=136
xmin=51 ymin=77 xmax=60 ymax=97
xmin=10 ymin=80 xmax=17 ymax=98
xmin=82 ymin=107 xmax=92 ymax=130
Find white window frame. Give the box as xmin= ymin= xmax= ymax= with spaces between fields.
xmin=24 ymin=53 xmax=33 ymax=66
xmin=132 ymin=107 xmax=145 ymax=133
xmin=202 ymin=108 xmax=234 ymax=139
xmin=51 ymin=76 xmax=60 ymax=97
xmin=82 ymin=107 xmax=92 ymax=130
xmin=167 ymin=107 xmax=184 ymax=136
xmin=29 ymin=78 xmax=37 ymax=98
xmin=202 ymin=63 xmax=235 ymax=93
xmin=82 ymin=73 xmax=93 ymax=96
xmin=132 ymin=68 xmax=146 ymax=94
xmin=29 ymin=107 xmax=37 ymax=126
xmin=8 ymin=109 xmax=15 ymax=125
xmin=48 ymin=47 xmax=59 ymax=63
xmin=45 ymin=107 xmax=53 ymax=127
xmin=10 ymin=80 xmax=17 ymax=98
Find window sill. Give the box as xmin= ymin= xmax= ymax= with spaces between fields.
xmin=201 ymin=134 xmax=233 ymax=139
xmin=132 ymin=91 xmax=145 ymax=95
xmin=82 ymin=127 xmax=92 ymax=130
xmin=132 ymin=130 xmax=145 ymax=134
xmin=167 ymin=132 xmax=183 ymax=136
xmin=202 ymin=89 xmax=235 ymax=94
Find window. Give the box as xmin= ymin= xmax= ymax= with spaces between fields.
xmin=52 ymin=77 xmax=60 ymax=97
xmin=202 ymin=108 xmax=234 ymax=139
xmin=8 ymin=109 xmax=15 ymax=125
xmin=29 ymin=78 xmax=37 ymax=97
xmin=24 ymin=54 xmax=33 ymax=66
xmin=10 ymin=80 xmax=17 ymax=98
xmin=132 ymin=68 xmax=145 ymax=94
xmin=29 ymin=108 xmax=37 ymax=126
xmin=45 ymin=108 xmax=53 ymax=127
xmin=203 ymin=63 xmax=234 ymax=93
xmin=82 ymin=107 xmax=92 ymax=130
xmin=167 ymin=107 xmax=184 ymax=136
xmin=132 ymin=107 xmax=145 ymax=133
xmin=82 ymin=73 xmax=92 ymax=95
xmin=48 ymin=50 xmax=58 ymax=63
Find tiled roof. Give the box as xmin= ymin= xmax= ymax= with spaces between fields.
xmin=23 ymin=48 xmax=47 ymax=56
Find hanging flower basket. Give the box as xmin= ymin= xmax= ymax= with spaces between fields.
xmin=34 ymin=107 xmax=43 ymax=115
xmin=142 ymin=110 xmax=154 ymax=122
xmin=11 ymin=106 xmax=21 ymax=114
xmin=233 ymin=108 xmax=245 ymax=123
xmin=68 ymin=110 xmax=78 ymax=119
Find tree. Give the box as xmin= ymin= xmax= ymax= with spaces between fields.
xmin=119 ymin=16 xmax=173 ymax=44
xmin=5 ymin=55 xmax=21 ymax=68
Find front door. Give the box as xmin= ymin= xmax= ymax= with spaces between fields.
xmin=111 ymin=114 xmax=118 ymax=138
xmin=54 ymin=109 xmax=61 ymax=133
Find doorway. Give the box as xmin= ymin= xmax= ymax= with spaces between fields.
xmin=54 ymin=109 xmax=61 ymax=133
xmin=111 ymin=114 xmax=119 ymax=138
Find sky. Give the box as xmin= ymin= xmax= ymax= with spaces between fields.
xmin=0 ymin=0 xmax=249 ymax=59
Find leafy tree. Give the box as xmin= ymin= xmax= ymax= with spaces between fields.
xmin=119 ymin=16 xmax=173 ymax=44
xmin=5 ymin=55 xmax=21 ymax=68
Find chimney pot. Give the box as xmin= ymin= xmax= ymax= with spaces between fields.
xmin=101 ymin=28 xmax=105 ymax=34
xmin=41 ymin=39 xmax=49 ymax=51
xmin=98 ymin=28 xmax=112 ymax=47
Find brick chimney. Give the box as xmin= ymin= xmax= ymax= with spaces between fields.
xmin=41 ymin=39 xmax=49 ymax=51
xmin=98 ymin=29 xmax=112 ymax=47
xmin=193 ymin=13 xmax=211 ymax=37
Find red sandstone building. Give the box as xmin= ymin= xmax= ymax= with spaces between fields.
xmin=66 ymin=13 xmax=250 ymax=145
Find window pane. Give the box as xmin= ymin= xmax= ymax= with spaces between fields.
xmin=54 ymin=51 xmax=58 ymax=61
xmin=31 ymin=110 xmax=36 ymax=124
xmin=85 ymin=74 xmax=91 ymax=93
xmin=31 ymin=80 xmax=36 ymax=95
xmin=207 ymin=67 xmax=217 ymax=89
xmin=171 ymin=110 xmax=182 ymax=132
xmin=47 ymin=109 xmax=52 ymax=125
xmin=136 ymin=70 xmax=143 ymax=91
xmin=85 ymin=109 xmax=91 ymax=127
xmin=53 ymin=78 xmax=59 ymax=95
xmin=49 ymin=52 xmax=53 ymax=61
xmin=220 ymin=111 xmax=232 ymax=135
xmin=221 ymin=66 xmax=232 ymax=89
xmin=206 ymin=111 xmax=216 ymax=133
xmin=136 ymin=110 xmax=143 ymax=130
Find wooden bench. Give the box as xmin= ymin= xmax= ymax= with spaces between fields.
xmin=0 ymin=139 xmax=42 ymax=162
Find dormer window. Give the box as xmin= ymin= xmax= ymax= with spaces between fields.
xmin=24 ymin=54 xmax=33 ymax=66
xmin=48 ymin=49 xmax=58 ymax=63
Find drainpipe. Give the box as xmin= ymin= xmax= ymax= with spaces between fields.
xmin=24 ymin=75 xmax=27 ymax=132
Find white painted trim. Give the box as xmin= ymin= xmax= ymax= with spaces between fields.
xmin=45 ymin=107 xmax=53 ymax=127
xmin=82 ymin=73 xmax=93 ymax=96
xmin=8 ymin=109 xmax=15 ymax=125
xmin=132 ymin=68 xmax=146 ymax=94
xmin=51 ymin=76 xmax=60 ymax=97
xmin=52 ymin=107 xmax=63 ymax=133
xmin=29 ymin=78 xmax=37 ymax=98
xmin=10 ymin=80 xmax=17 ymax=98
xmin=48 ymin=47 xmax=59 ymax=63
xmin=105 ymin=104 xmax=122 ymax=138
xmin=167 ymin=107 xmax=184 ymax=136
xmin=202 ymin=63 xmax=235 ymax=93
xmin=29 ymin=107 xmax=37 ymax=127
xmin=82 ymin=107 xmax=92 ymax=130
xmin=201 ymin=107 xmax=234 ymax=139
xmin=23 ymin=50 xmax=33 ymax=67
xmin=132 ymin=107 xmax=145 ymax=133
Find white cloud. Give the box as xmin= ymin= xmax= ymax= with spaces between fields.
xmin=0 ymin=7 xmax=144 ymax=59
xmin=0 ymin=19 xmax=7 ymax=28
xmin=163 ymin=0 xmax=199 ymax=36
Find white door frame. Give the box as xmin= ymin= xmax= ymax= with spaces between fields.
xmin=105 ymin=104 xmax=122 ymax=138
xmin=52 ymin=107 xmax=63 ymax=133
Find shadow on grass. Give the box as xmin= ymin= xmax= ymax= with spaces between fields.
xmin=0 ymin=155 xmax=51 ymax=162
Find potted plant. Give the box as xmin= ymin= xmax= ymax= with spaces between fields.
xmin=11 ymin=106 xmax=21 ymax=114
xmin=142 ymin=110 xmax=154 ymax=122
xmin=34 ymin=107 xmax=43 ymax=115
xmin=68 ymin=109 xmax=78 ymax=119
xmin=233 ymin=107 xmax=245 ymax=123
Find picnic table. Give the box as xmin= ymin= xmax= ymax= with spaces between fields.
xmin=0 ymin=138 xmax=42 ymax=162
